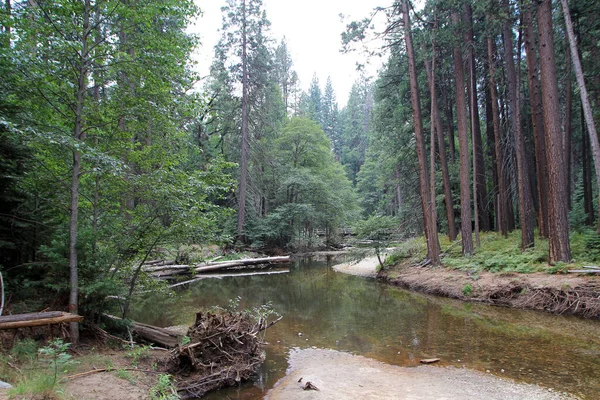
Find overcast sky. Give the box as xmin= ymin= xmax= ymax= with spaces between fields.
xmin=192 ymin=0 xmax=387 ymax=107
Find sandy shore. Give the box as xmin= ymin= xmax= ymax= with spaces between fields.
xmin=331 ymin=255 xmax=382 ymax=277
xmin=266 ymin=348 xmax=574 ymax=400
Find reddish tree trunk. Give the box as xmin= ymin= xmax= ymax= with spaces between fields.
xmin=537 ymin=0 xmax=571 ymax=263
xmin=523 ymin=4 xmax=550 ymax=238
xmin=402 ymin=0 xmax=440 ymax=263
xmin=487 ymin=34 xmax=509 ymax=237
xmin=452 ymin=11 xmax=473 ymax=256
xmin=463 ymin=4 xmax=489 ymax=234
xmin=425 ymin=57 xmax=457 ymax=241
xmin=503 ymin=0 xmax=534 ymax=250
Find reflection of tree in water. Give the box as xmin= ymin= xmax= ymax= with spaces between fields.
xmin=132 ymin=259 xmax=600 ymax=400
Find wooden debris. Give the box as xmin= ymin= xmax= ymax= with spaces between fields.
xmin=420 ymin=358 xmax=440 ymax=364
xmin=168 ymin=269 xmax=290 ymax=288
xmin=170 ymin=311 xmax=282 ymax=399
xmin=567 ymin=269 xmax=600 ymax=274
xmin=0 ymin=311 xmax=83 ymax=330
xmin=303 ymin=381 xmax=320 ymax=391
xmin=142 ymin=255 xmax=289 ymax=273
xmin=102 ymin=314 xmax=183 ymax=348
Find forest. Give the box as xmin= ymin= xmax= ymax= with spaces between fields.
xmin=1 ymin=0 xmax=600 ymax=365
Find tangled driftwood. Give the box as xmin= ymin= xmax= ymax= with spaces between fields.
xmin=169 ymin=311 xmax=281 ymax=399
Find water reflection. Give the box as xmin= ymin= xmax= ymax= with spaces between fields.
xmin=131 ymin=258 xmax=600 ymax=399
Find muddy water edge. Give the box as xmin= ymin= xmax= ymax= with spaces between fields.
xmin=130 ymin=258 xmax=600 ymax=399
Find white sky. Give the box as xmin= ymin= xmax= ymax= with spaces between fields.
xmin=192 ymin=0 xmax=387 ymax=107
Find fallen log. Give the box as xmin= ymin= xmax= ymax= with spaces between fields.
xmin=194 ymin=256 xmax=290 ymax=273
xmin=169 ymin=269 xmax=290 ymax=288
xmin=142 ymin=265 xmax=192 ymax=273
xmin=567 ymin=269 xmax=600 ymax=274
xmin=0 ymin=312 xmax=83 ymax=330
xmin=102 ymin=314 xmax=183 ymax=348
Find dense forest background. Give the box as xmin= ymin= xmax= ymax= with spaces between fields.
xmin=1 ymin=0 xmax=599 ymax=340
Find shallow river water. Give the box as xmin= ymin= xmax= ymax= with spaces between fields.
xmin=131 ymin=258 xmax=600 ymax=399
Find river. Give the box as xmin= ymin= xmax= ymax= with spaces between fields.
xmin=131 ymin=257 xmax=600 ymax=399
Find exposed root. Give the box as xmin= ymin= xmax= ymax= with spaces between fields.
xmin=169 ymin=311 xmax=280 ymax=399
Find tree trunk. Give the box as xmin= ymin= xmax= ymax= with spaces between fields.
xmin=69 ymin=0 xmax=91 ymax=344
xmin=463 ymin=4 xmax=489 ymax=234
xmin=503 ymin=0 xmax=534 ymax=250
xmin=452 ymin=11 xmax=473 ymax=256
xmin=441 ymin=72 xmax=456 ymax=164
xmin=564 ymin=33 xmax=573 ymax=210
xmin=537 ymin=0 xmax=571 ymax=263
xmin=402 ymin=0 xmax=440 ymax=264
xmin=523 ymin=4 xmax=550 ymax=238
xmin=425 ymin=56 xmax=457 ymax=241
xmin=485 ymin=77 xmax=498 ymax=231
xmin=487 ymin=33 xmax=509 ymax=237
xmin=560 ymin=0 xmax=600 ymax=233
xmin=582 ymin=106 xmax=594 ymax=225
xmin=237 ymin=0 xmax=249 ymax=242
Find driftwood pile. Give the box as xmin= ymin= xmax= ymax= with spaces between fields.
xmin=169 ymin=311 xmax=281 ymax=399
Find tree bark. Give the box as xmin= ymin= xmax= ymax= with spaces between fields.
xmin=402 ymin=0 xmax=440 ymax=264
xmin=452 ymin=11 xmax=473 ymax=256
xmin=564 ymin=32 xmax=573 ymax=210
xmin=425 ymin=57 xmax=457 ymax=241
xmin=463 ymin=4 xmax=489 ymax=234
xmin=485 ymin=77 xmax=498 ymax=231
xmin=537 ymin=0 xmax=571 ymax=263
xmin=503 ymin=0 xmax=534 ymax=250
xmin=69 ymin=0 xmax=91 ymax=344
xmin=523 ymin=3 xmax=550 ymax=238
xmin=560 ymin=0 xmax=600 ymax=233
xmin=237 ymin=0 xmax=249 ymax=242
xmin=487 ymin=33 xmax=509 ymax=237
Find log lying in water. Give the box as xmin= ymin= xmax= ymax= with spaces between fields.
xmin=194 ymin=256 xmax=290 ymax=273
xmin=168 ymin=269 xmax=290 ymax=288
xmin=102 ymin=314 xmax=183 ymax=348
xmin=0 ymin=311 xmax=84 ymax=330
xmin=142 ymin=256 xmax=291 ymax=278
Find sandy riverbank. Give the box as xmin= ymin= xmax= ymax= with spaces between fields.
xmin=266 ymin=348 xmax=574 ymax=400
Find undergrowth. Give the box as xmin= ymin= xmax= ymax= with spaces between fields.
xmin=386 ymin=229 xmax=600 ymax=274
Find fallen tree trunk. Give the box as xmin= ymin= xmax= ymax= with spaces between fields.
xmin=194 ymin=256 xmax=290 ymax=273
xmin=102 ymin=314 xmax=183 ymax=348
xmin=142 ymin=265 xmax=191 ymax=273
xmin=169 ymin=269 xmax=290 ymax=288
xmin=142 ymin=256 xmax=290 ymax=276
xmin=0 ymin=312 xmax=84 ymax=330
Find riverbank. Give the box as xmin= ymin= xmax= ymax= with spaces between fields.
xmin=382 ymin=262 xmax=600 ymax=318
xmin=332 ymin=252 xmax=600 ymax=319
xmin=266 ymin=348 xmax=574 ymax=400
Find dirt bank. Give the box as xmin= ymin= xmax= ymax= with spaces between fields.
xmin=383 ymin=264 xmax=600 ymax=319
xmin=266 ymin=348 xmax=574 ymax=400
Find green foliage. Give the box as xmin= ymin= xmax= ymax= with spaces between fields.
xmin=462 ymin=283 xmax=473 ymax=297
xmin=444 ymin=232 xmax=547 ymax=273
xmin=38 ymin=339 xmax=77 ymax=387
xmin=10 ymin=338 xmax=38 ymax=362
xmin=126 ymin=345 xmax=151 ymax=367
xmin=149 ymin=374 xmax=179 ymax=400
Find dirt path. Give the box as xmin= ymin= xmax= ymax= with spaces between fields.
xmin=266 ymin=348 xmax=574 ymax=400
